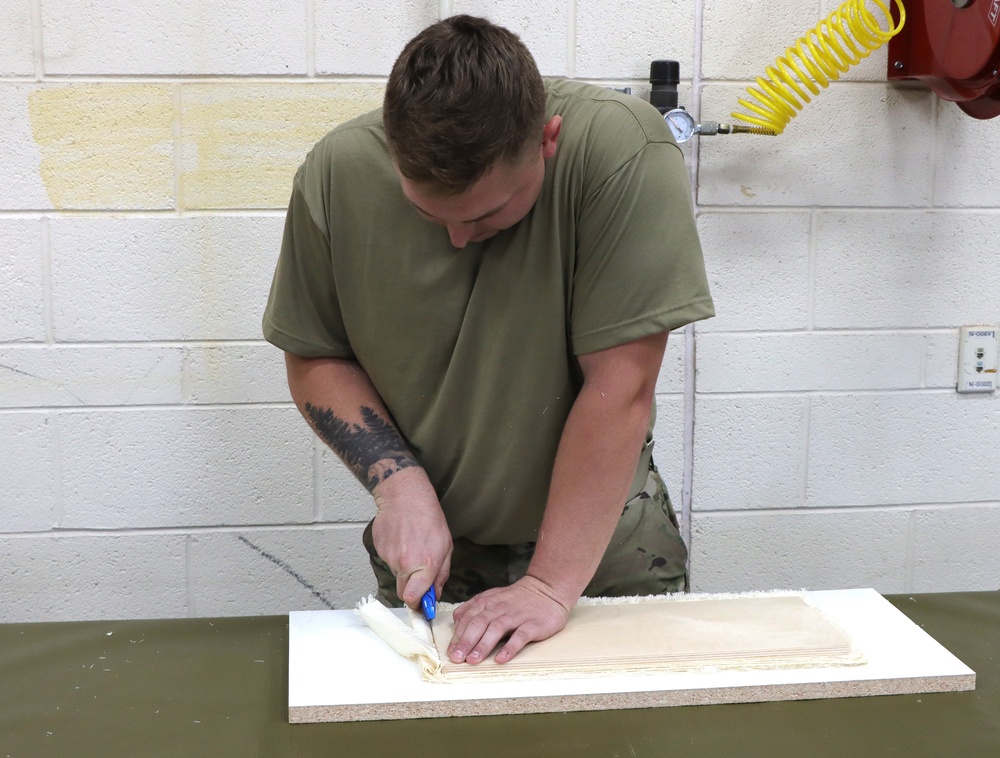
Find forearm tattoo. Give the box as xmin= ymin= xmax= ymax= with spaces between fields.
xmin=304 ymin=403 xmax=419 ymax=493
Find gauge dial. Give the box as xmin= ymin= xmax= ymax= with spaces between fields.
xmin=664 ymin=108 xmax=697 ymax=143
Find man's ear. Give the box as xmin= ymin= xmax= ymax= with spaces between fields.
xmin=541 ymin=116 xmax=562 ymax=159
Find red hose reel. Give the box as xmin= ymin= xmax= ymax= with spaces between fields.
xmin=888 ymin=0 xmax=1000 ymax=118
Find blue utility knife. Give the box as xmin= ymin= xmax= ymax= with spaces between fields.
xmin=420 ymin=586 xmax=437 ymax=622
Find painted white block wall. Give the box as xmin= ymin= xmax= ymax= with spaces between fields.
xmin=314 ymin=1 xmax=438 ymax=75
xmin=0 ymin=1 xmax=34 ymax=77
xmin=0 ymin=88 xmax=53 ymax=210
xmin=42 ymin=0 xmax=309 ymax=75
xmin=0 ymin=0 xmax=997 ymax=624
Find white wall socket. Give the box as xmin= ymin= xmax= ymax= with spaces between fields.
xmin=957 ymin=325 xmax=999 ymax=393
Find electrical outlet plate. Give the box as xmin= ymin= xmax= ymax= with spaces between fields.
xmin=957 ymin=325 xmax=999 ymax=393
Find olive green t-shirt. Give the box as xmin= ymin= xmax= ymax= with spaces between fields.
xmin=263 ymin=79 xmax=714 ymax=545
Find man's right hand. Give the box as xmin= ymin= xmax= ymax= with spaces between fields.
xmin=371 ymin=467 xmax=453 ymax=609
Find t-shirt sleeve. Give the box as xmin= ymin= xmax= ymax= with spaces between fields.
xmin=570 ymin=140 xmax=714 ymax=356
xmin=261 ymin=170 xmax=355 ymax=359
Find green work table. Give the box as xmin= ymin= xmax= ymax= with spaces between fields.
xmin=1 ymin=592 xmax=997 ymax=757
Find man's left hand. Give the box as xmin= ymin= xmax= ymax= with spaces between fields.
xmin=447 ymin=575 xmax=572 ymax=664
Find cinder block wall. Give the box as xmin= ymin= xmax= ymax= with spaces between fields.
xmin=1 ymin=1 xmax=997 ymax=623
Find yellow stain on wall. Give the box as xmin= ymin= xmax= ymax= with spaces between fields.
xmin=27 ymin=85 xmax=175 ymax=210
xmin=180 ymin=82 xmax=385 ymax=210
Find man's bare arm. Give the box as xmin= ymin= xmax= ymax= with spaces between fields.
xmin=446 ymin=331 xmax=668 ymax=664
xmin=284 ymin=353 xmax=452 ymax=605
xmin=300 ymin=400 xmax=419 ymax=493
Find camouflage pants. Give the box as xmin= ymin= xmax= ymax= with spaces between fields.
xmin=362 ymin=465 xmax=688 ymax=607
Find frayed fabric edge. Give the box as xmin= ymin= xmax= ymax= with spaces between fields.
xmin=577 ymin=589 xmax=808 ymax=606
xmin=355 ymin=594 xmax=442 ymax=678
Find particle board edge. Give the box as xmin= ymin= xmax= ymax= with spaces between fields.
xmin=288 ymin=670 xmax=976 ymax=723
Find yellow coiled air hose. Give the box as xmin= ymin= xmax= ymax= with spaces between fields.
xmin=731 ymin=0 xmax=907 ymax=135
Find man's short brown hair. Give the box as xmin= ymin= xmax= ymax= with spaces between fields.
xmin=383 ymin=15 xmax=546 ymax=195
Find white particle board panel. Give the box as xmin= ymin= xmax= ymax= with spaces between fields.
xmin=287 ymin=589 xmax=974 ymax=723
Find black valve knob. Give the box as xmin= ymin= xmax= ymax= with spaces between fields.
xmin=649 ymin=60 xmax=680 ymax=114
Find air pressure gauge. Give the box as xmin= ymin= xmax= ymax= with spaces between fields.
xmin=650 ymin=61 xmax=769 ymax=140
xmin=664 ymin=108 xmax=697 ymax=143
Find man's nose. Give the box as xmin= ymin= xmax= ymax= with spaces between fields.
xmin=446 ymin=223 xmax=475 ymax=248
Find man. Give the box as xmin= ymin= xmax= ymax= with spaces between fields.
xmin=263 ymin=16 xmax=714 ymax=665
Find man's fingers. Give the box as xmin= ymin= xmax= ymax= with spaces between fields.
xmin=401 ymin=570 xmax=435 ymax=608
xmin=447 ymin=579 xmax=572 ymax=664
xmin=449 ymin=613 xmax=538 ymax=664
xmin=448 ymin=604 xmax=494 ymax=662
xmin=493 ymin=627 xmax=534 ymax=664
xmin=395 ymin=550 xmax=451 ymax=608
xmin=394 ymin=570 xmax=410 ymax=606
xmin=464 ymin=619 xmax=524 ymax=665
xmin=434 ymin=554 xmax=451 ymax=600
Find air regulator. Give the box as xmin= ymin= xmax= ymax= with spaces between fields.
xmin=649 ymin=60 xmax=773 ymax=142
